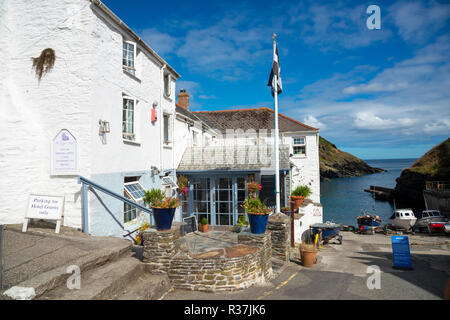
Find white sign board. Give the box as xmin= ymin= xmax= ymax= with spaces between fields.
xmin=51 ymin=129 xmax=77 ymax=175
xmin=23 ymin=194 xmax=64 ymax=233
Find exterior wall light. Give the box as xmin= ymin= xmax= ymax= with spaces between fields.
xmin=99 ymin=120 xmax=110 ymax=134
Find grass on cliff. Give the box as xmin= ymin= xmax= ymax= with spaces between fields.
xmin=408 ymin=138 xmax=450 ymax=178
xmin=319 ymin=136 xmax=365 ymax=167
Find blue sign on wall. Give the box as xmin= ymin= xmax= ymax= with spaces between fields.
xmin=391 ymin=236 xmax=412 ymax=269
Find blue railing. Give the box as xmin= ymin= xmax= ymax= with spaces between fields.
xmin=77 ymin=176 xmax=153 ymax=236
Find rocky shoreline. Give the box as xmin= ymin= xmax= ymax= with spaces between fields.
xmin=319 ymin=137 xmax=385 ymax=181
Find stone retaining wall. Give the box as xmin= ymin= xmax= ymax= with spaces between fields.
xmin=142 ymin=228 xmax=273 ymax=292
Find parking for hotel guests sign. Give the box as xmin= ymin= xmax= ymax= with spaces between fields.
xmin=51 ymin=129 xmax=77 ymax=175
xmin=23 ymin=195 xmax=64 ymax=233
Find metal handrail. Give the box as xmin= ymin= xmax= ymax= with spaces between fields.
xmin=426 ymin=181 xmax=450 ymax=192
xmin=77 ymin=176 xmax=152 ymax=235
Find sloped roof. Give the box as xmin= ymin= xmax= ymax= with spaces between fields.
xmin=192 ymin=107 xmax=318 ymax=133
xmin=177 ymin=144 xmax=291 ymax=172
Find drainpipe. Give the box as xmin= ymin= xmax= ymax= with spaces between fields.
xmin=159 ymin=64 xmax=166 ymax=176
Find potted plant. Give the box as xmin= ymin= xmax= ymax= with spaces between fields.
xmin=290 ymin=185 xmax=312 ymax=207
xmin=281 ymin=206 xmax=291 ymax=216
xmin=241 ymin=185 xmax=272 ymax=234
xmin=200 ymin=217 xmax=208 ymax=233
xmin=177 ymin=175 xmax=189 ymax=197
xmin=299 ymin=242 xmax=317 ymax=267
xmin=235 ymin=215 xmax=249 ymax=233
xmin=143 ymin=188 xmax=180 ymax=231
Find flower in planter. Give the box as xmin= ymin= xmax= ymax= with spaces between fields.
xmin=177 ymin=175 xmax=189 ymax=197
xmin=241 ymin=195 xmax=271 ymax=215
xmin=247 ymin=182 xmax=262 ymax=198
xmin=143 ymin=188 xmax=180 ymax=208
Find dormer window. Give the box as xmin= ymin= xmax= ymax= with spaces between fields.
xmin=123 ymin=41 xmax=136 ymax=75
xmin=164 ymin=73 xmax=171 ymax=98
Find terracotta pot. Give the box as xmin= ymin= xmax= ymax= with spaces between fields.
xmin=202 ymin=224 xmax=208 ymax=233
xmin=300 ymin=244 xmax=316 ymax=267
xmin=290 ymin=196 xmax=304 ymax=207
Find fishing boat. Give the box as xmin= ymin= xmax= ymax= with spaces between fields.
xmin=444 ymin=223 xmax=450 ymax=234
xmin=389 ymin=209 xmax=417 ymax=231
xmin=357 ymin=212 xmax=381 ymax=228
xmin=414 ymin=210 xmax=449 ymax=233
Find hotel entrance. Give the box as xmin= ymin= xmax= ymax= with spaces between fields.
xmin=181 ymin=175 xmax=248 ymax=227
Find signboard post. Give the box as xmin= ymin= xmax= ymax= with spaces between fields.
xmin=23 ymin=195 xmax=65 ymax=234
xmin=51 ymin=129 xmax=77 ymax=176
xmin=391 ymin=236 xmax=413 ymax=269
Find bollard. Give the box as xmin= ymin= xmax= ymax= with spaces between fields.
xmin=0 ymin=224 xmax=3 ymax=289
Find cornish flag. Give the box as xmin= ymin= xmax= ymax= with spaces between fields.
xmin=267 ymin=44 xmax=282 ymax=96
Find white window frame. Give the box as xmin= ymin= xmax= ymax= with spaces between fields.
xmin=123 ymin=40 xmax=136 ymax=75
xmin=163 ymin=73 xmax=171 ymax=98
xmin=292 ymin=136 xmax=306 ymax=157
xmin=163 ymin=113 xmax=172 ymax=145
xmin=122 ymin=96 xmax=137 ymax=142
xmin=192 ymin=130 xmax=199 ymax=146
xmin=123 ymin=181 xmax=145 ymax=223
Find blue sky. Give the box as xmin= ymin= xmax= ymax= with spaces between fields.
xmin=103 ymin=0 xmax=450 ymax=160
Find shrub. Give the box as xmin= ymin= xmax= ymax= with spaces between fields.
xmin=291 ymin=185 xmax=312 ymax=198
xmin=241 ymin=196 xmax=271 ymax=215
xmin=144 ymin=188 xmax=180 ymax=208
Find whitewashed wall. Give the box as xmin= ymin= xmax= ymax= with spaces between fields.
xmin=0 ymin=0 xmax=178 ymax=236
xmin=282 ymin=132 xmax=321 ymax=203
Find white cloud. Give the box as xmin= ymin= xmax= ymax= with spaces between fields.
xmin=140 ymin=28 xmax=180 ymax=56
xmin=424 ymin=119 xmax=450 ymax=135
xmin=304 ymin=115 xmax=325 ymax=129
xmin=388 ymin=1 xmax=450 ymax=43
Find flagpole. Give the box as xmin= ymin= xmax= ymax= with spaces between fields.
xmin=273 ymin=33 xmax=281 ymax=214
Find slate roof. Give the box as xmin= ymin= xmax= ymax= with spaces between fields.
xmin=192 ymin=107 xmax=318 ymax=133
xmin=177 ymin=144 xmax=291 ymax=172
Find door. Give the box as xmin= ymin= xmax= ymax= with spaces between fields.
xmin=192 ymin=177 xmax=211 ymax=225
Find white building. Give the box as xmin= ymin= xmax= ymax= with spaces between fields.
xmin=0 ymin=0 xmax=180 ymax=237
xmin=174 ymin=91 xmax=322 ymax=242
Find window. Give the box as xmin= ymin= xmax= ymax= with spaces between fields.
xmin=123 ymin=97 xmax=135 ymax=141
xmin=163 ymin=114 xmax=171 ymax=144
xmin=293 ymin=136 xmax=306 ymax=156
xmin=123 ymin=180 xmax=145 ymax=223
xmin=123 ymin=41 xmax=136 ymax=75
xmin=164 ymin=73 xmax=171 ymax=98
xmin=192 ymin=131 xmax=199 ymax=146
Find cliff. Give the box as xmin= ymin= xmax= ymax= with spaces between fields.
xmin=394 ymin=138 xmax=450 ymax=207
xmin=319 ymin=136 xmax=385 ymax=180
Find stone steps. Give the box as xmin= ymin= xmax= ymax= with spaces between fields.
xmin=38 ymin=253 xmax=171 ymax=300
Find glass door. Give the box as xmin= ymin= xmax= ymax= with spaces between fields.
xmin=215 ymin=177 xmax=233 ymax=225
xmin=192 ymin=178 xmax=211 ymax=225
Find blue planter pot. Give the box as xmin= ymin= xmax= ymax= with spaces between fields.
xmin=248 ymin=213 xmax=269 ymax=234
xmin=152 ymin=207 xmax=176 ymax=231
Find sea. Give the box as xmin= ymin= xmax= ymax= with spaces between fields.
xmin=320 ymin=158 xmax=417 ymax=227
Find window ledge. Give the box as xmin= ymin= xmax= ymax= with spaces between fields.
xmin=163 ymin=143 xmax=173 ymax=149
xmin=123 ymin=69 xmax=141 ymax=82
xmin=291 ymin=155 xmax=307 ymax=159
xmin=123 ymin=139 xmax=141 ymax=146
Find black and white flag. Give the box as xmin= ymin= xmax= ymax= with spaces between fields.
xmin=267 ymin=44 xmax=282 ymax=97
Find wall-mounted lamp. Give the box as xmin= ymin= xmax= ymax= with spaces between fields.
xmin=151 ymin=166 xmax=160 ymax=177
xmin=99 ymin=120 xmax=110 ymax=134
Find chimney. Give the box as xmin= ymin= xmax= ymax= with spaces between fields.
xmin=177 ymin=89 xmax=189 ymax=110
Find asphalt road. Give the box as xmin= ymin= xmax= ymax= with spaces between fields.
xmin=164 ymin=232 xmax=450 ymax=300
